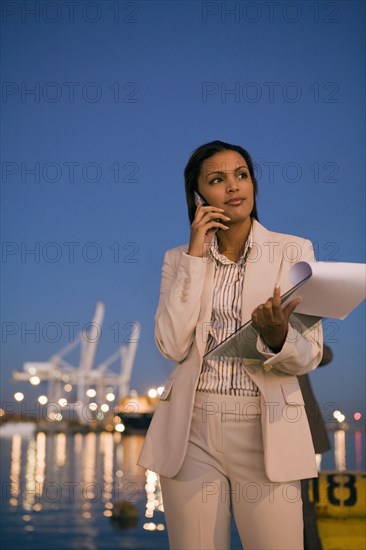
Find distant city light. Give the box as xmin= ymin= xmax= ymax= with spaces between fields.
xmin=148 ymin=388 xmax=158 ymax=398
xmin=28 ymin=367 xmax=36 ymax=375
xmin=86 ymin=388 xmax=96 ymax=398
xmin=143 ymin=522 xmax=157 ymax=531
xmin=354 ymin=412 xmax=362 ymax=421
xmin=38 ymin=395 xmax=48 ymax=405
xmin=130 ymin=389 xmax=138 ymax=397
xmin=29 ymin=376 xmax=41 ymax=386
xmin=0 ymin=408 xmax=4 ymax=417
xmin=14 ymin=392 xmax=24 ymax=402
xmin=106 ymin=392 xmax=115 ymax=402
xmin=55 ymin=413 xmax=63 ymax=421
xmin=58 ymin=398 xmax=67 ymax=407
xmin=115 ymin=423 xmax=125 ymax=432
xmin=88 ymin=402 xmax=97 ymax=411
xmin=96 ymin=412 xmax=104 ymax=420
xmin=101 ymin=404 xmax=109 ymax=412
xmin=64 ymin=384 xmax=72 ymax=392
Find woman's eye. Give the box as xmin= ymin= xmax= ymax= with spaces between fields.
xmin=210 ymin=177 xmax=222 ymax=184
xmin=238 ymin=172 xmax=248 ymax=179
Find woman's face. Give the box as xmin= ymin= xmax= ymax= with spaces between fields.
xmin=197 ymin=149 xmax=254 ymax=224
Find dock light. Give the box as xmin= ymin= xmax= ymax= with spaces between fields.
xmin=64 ymin=384 xmax=72 ymax=392
xmin=101 ymin=404 xmax=109 ymax=412
xmin=333 ymin=410 xmax=346 ymax=423
xmin=0 ymin=408 xmax=4 ymax=417
xmin=86 ymin=388 xmax=96 ymax=398
xmin=14 ymin=392 xmax=24 ymax=402
xmin=106 ymin=392 xmax=115 ymax=402
xmin=157 ymin=386 xmax=164 ymax=396
xmin=58 ymin=398 xmax=67 ymax=407
xmin=148 ymin=388 xmax=158 ymax=399
xmin=354 ymin=412 xmax=362 ymax=421
xmin=115 ymin=423 xmax=125 ymax=432
xmin=28 ymin=367 xmax=36 ymax=375
xmin=30 ymin=376 xmax=41 ymax=385
xmin=88 ymin=402 xmax=97 ymax=411
xmin=38 ymin=395 xmax=48 ymax=405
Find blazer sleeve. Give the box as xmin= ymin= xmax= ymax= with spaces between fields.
xmin=256 ymin=238 xmax=323 ymax=376
xmin=154 ymin=248 xmax=208 ymax=362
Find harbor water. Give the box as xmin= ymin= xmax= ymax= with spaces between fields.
xmin=0 ymin=424 xmax=364 ymax=550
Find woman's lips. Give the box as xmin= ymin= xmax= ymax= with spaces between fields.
xmin=225 ymin=198 xmax=243 ymax=206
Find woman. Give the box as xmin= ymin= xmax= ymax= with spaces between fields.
xmin=138 ymin=140 xmax=323 ymax=550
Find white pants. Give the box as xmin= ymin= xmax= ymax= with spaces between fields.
xmin=160 ymin=391 xmax=303 ymax=550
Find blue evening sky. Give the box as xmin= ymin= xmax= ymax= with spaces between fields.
xmin=1 ymin=1 xmax=365 ymax=424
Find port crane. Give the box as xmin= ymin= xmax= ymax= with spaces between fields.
xmin=12 ymin=302 xmax=140 ymax=423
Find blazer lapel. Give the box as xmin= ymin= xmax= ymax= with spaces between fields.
xmin=241 ymin=220 xmax=283 ymax=324
xmin=195 ymin=255 xmax=215 ymax=358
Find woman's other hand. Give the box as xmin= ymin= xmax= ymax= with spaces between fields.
xmin=251 ymin=285 xmax=302 ymax=353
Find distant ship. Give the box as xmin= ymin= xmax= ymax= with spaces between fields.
xmin=116 ymin=393 xmax=158 ymax=434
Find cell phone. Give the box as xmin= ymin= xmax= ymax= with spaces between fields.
xmin=194 ymin=190 xmax=209 ymax=207
xmin=194 ymin=191 xmax=222 ymax=224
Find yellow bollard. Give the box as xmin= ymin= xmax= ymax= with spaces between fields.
xmin=308 ymin=471 xmax=366 ymax=550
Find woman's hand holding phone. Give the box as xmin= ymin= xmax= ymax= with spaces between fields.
xmin=187 ymin=192 xmax=230 ymax=258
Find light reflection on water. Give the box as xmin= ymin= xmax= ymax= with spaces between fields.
xmin=0 ymin=426 xmax=364 ymax=550
xmin=334 ymin=429 xmax=346 ymax=471
xmin=1 ymin=428 xmax=168 ymax=550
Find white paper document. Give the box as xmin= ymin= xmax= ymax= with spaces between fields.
xmin=204 ymin=260 xmax=366 ymax=361
xmin=282 ymin=261 xmax=366 ymax=320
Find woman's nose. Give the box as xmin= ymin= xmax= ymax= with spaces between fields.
xmin=226 ymin=174 xmax=239 ymax=192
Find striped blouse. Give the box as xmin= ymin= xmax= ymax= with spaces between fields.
xmin=196 ymin=230 xmax=260 ymax=396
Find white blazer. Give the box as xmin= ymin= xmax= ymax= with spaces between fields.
xmin=137 ymin=220 xmax=323 ymax=482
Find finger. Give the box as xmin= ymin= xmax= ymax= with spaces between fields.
xmin=199 ymin=205 xmax=226 ymax=214
xmin=201 ymin=211 xmax=230 ymax=222
xmin=251 ymin=309 xmax=259 ymax=327
xmin=195 ymin=208 xmax=229 ymax=224
xmin=271 ymin=291 xmax=283 ymax=319
xmin=272 ymin=284 xmax=281 ymax=310
xmin=206 ymin=221 xmax=230 ymax=231
xmin=255 ymin=304 xmax=269 ymax=326
xmin=262 ymin=300 xmax=275 ymax=323
xmin=196 ymin=213 xmax=230 ymax=229
xmin=282 ymin=297 xmax=302 ymax=319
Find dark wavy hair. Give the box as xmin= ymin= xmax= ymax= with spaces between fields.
xmin=184 ymin=140 xmax=259 ymax=224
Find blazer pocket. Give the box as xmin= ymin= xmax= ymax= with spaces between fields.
xmin=281 ymin=383 xmax=305 ymax=406
xmin=159 ymin=378 xmax=175 ymax=401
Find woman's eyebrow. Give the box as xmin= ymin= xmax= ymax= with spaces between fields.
xmin=205 ymin=165 xmax=248 ymax=177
